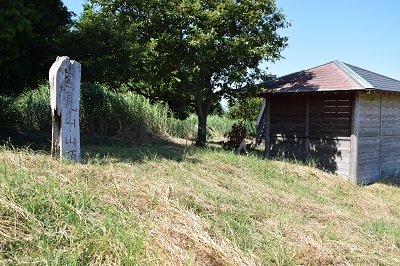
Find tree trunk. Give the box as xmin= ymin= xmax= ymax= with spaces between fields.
xmin=196 ymin=109 xmax=208 ymax=147
xmin=193 ymin=77 xmax=214 ymax=147
xmin=194 ymin=90 xmax=214 ymax=147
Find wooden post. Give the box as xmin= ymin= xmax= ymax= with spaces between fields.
xmin=265 ymin=95 xmax=271 ymax=157
xmin=305 ymin=94 xmax=310 ymax=159
xmin=378 ymin=93 xmax=383 ymax=178
xmin=349 ymin=92 xmax=359 ymax=182
xmin=49 ymin=56 xmax=81 ymax=162
xmin=256 ymin=98 xmax=266 ymax=145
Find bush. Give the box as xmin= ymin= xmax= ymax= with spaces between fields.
xmin=13 ymin=84 xmax=51 ymax=131
xmin=0 ymin=95 xmax=14 ymax=125
xmin=227 ymin=97 xmax=262 ymax=137
xmin=223 ymin=123 xmax=247 ymax=151
xmin=227 ymin=97 xmax=263 ymax=122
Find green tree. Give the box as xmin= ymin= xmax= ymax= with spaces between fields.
xmin=0 ymin=0 xmax=73 ymax=94
xmin=75 ymin=0 xmax=289 ymax=146
xmin=228 ymin=97 xmax=264 ymax=122
xmin=61 ymin=5 xmax=132 ymax=85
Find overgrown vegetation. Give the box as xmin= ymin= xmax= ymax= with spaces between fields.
xmin=80 ymin=83 xmax=168 ymax=136
xmin=223 ymin=123 xmax=247 ymax=151
xmin=227 ymin=97 xmax=264 ymax=122
xmin=0 ymin=84 xmax=237 ymax=141
xmin=0 ymin=96 xmax=13 ymax=126
xmin=12 ymin=84 xmax=52 ymax=131
xmin=1 ymin=139 xmax=400 ymax=265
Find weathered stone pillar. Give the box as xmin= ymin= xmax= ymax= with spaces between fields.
xmin=49 ymin=56 xmax=81 ymax=162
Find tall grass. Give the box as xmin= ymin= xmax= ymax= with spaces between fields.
xmin=0 ymin=145 xmax=147 ymax=264
xmin=12 ymin=84 xmax=51 ymax=131
xmin=166 ymin=113 xmax=198 ymax=139
xmin=2 ymin=83 xmax=237 ymax=140
xmin=167 ymin=114 xmax=236 ymax=140
xmin=80 ymin=83 xmax=168 ymax=136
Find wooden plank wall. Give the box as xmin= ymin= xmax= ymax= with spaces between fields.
xmin=356 ymin=93 xmax=400 ymax=183
xmin=380 ymin=95 xmax=400 ymax=178
xmin=309 ymin=138 xmax=350 ymax=177
xmin=382 ymin=95 xmax=400 ymax=135
xmin=269 ymin=136 xmax=350 ymax=177
xmin=269 ymin=136 xmax=307 ymax=160
xmin=356 ymin=138 xmax=381 ymax=183
xmin=267 ymin=92 xmax=400 ymax=183
xmin=355 ymin=93 xmax=381 ymax=184
xmin=380 ymin=137 xmax=400 ymax=178
xmin=357 ymin=94 xmax=381 ymax=137
xmin=267 ymin=92 xmax=352 ymax=178
xmin=270 ymin=95 xmax=306 ymax=136
xmin=309 ymin=94 xmax=352 ymax=137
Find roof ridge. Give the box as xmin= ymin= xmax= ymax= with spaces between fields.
xmin=333 ymin=60 xmax=374 ymax=89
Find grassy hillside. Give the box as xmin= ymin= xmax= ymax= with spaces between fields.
xmin=1 ymin=137 xmax=400 ymax=265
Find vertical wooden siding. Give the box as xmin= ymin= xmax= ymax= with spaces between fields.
xmin=355 ymin=92 xmax=400 ymax=183
xmin=354 ymin=93 xmax=381 ymax=184
xmin=267 ymin=92 xmax=352 ymax=177
xmin=380 ymin=95 xmax=400 ymax=178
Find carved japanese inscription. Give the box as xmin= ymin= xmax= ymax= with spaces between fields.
xmin=49 ymin=56 xmax=81 ymax=162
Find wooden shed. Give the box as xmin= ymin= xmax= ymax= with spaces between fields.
xmin=256 ymin=60 xmax=400 ymax=184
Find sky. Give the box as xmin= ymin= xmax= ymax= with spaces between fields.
xmin=62 ymin=0 xmax=400 ymax=81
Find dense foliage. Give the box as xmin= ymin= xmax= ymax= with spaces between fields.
xmin=0 ymin=85 xmax=235 ymax=141
xmin=228 ymin=97 xmax=264 ymax=122
xmin=66 ymin=0 xmax=289 ymax=145
xmin=0 ymin=0 xmax=73 ymax=94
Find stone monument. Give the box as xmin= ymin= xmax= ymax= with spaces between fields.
xmin=49 ymin=56 xmax=81 ymax=162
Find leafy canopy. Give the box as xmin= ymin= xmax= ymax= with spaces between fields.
xmin=74 ymin=0 xmax=289 ymax=145
xmin=0 ymin=0 xmax=73 ymax=94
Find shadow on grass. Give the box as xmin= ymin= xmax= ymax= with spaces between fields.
xmin=0 ymin=129 xmax=206 ymax=164
xmin=80 ymin=135 xmax=200 ymax=164
xmin=376 ymin=177 xmax=400 ymax=187
xmin=0 ymin=128 xmax=53 ymax=152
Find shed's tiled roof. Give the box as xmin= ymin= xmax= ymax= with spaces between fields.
xmin=260 ymin=60 xmax=400 ymax=94
xmin=344 ymin=63 xmax=400 ymax=92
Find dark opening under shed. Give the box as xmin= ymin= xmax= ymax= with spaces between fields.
xmin=256 ymin=60 xmax=400 ymax=184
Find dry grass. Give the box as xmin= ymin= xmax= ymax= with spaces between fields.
xmin=1 ymin=137 xmax=400 ymax=265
